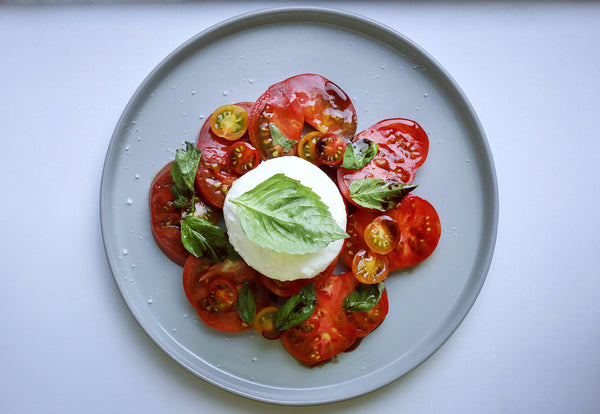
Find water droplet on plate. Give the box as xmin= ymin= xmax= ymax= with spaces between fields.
xmin=126 ymin=198 xmax=133 ymax=205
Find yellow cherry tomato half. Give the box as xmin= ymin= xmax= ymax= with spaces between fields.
xmin=210 ymin=104 xmax=249 ymax=140
xmin=351 ymin=249 xmax=390 ymax=284
xmin=364 ymin=215 xmax=401 ymax=255
xmin=253 ymin=306 xmax=281 ymax=340
xmin=297 ymin=131 xmax=323 ymax=165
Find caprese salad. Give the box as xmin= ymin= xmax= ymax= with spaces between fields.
xmin=149 ymin=73 xmax=441 ymax=365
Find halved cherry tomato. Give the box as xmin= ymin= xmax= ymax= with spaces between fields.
xmin=182 ymin=256 xmax=272 ymax=332
xmin=364 ymin=215 xmax=401 ymax=255
xmin=386 ymin=194 xmax=441 ymax=270
xmin=284 ymin=73 xmax=357 ymax=140
xmin=297 ymin=131 xmax=323 ymax=165
xmin=317 ymin=133 xmax=346 ymax=166
xmin=248 ymin=81 xmax=304 ymax=159
xmin=281 ymin=272 xmax=358 ymax=365
xmin=253 ymin=306 xmax=281 ymax=340
xmin=351 ymin=249 xmax=390 ymax=284
xmin=337 ymin=119 xmax=429 ymax=209
xmin=227 ymin=141 xmax=260 ymax=175
xmin=149 ymin=162 xmax=217 ymax=266
xmin=210 ymin=104 xmax=249 ymax=140
xmin=196 ymin=102 xmax=253 ymax=209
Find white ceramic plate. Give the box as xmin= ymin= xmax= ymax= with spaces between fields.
xmin=100 ymin=7 xmax=498 ymax=405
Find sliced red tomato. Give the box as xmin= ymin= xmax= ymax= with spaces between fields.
xmin=284 ymin=73 xmax=357 ymax=140
xmin=317 ymin=133 xmax=346 ymax=166
xmin=226 ymin=141 xmax=260 ymax=175
xmin=337 ymin=118 xmax=429 ymax=208
xmin=182 ymin=256 xmax=272 ymax=332
xmin=386 ymin=194 xmax=441 ymax=270
xmin=297 ymin=131 xmax=323 ymax=165
xmin=248 ymin=81 xmax=304 ymax=159
xmin=342 ymin=194 xmax=440 ymax=271
xmin=280 ymin=272 xmax=358 ymax=365
xmin=195 ymin=102 xmax=254 ymax=209
xmin=149 ymin=162 xmax=217 ymax=266
xmin=342 ymin=272 xmax=389 ymax=337
xmin=210 ymin=104 xmax=249 ymax=140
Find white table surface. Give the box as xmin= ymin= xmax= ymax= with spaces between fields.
xmin=2 ymin=2 xmax=599 ymax=413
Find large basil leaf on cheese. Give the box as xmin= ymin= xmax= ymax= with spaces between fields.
xmin=230 ymin=173 xmax=348 ymax=255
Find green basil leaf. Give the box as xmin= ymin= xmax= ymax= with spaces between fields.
xmin=269 ymin=123 xmax=296 ymax=153
xmin=230 ymin=173 xmax=348 ymax=255
xmin=171 ymin=141 xmax=201 ymax=194
xmin=341 ymin=139 xmax=378 ymax=170
xmin=237 ymin=283 xmax=256 ymax=326
xmin=180 ymin=215 xmax=241 ymax=263
xmin=273 ymin=283 xmax=316 ymax=331
xmin=343 ymin=282 xmax=385 ymax=312
xmin=349 ymin=178 xmax=417 ymax=211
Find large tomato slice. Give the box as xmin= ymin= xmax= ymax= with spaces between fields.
xmin=342 ymin=194 xmax=440 ymax=271
xmin=284 ymin=73 xmax=357 ymax=140
xmin=248 ymin=81 xmax=304 ymax=159
xmin=182 ymin=256 xmax=272 ymax=333
xmin=149 ymin=162 xmax=216 ymax=266
xmin=195 ymin=102 xmax=254 ymax=209
xmin=280 ymin=272 xmax=358 ymax=365
xmin=337 ymin=118 xmax=429 ymax=208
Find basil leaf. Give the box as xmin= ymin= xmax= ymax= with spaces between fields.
xmin=343 ymin=282 xmax=385 ymax=312
xmin=237 ymin=283 xmax=256 ymax=326
xmin=341 ymin=139 xmax=378 ymax=170
xmin=269 ymin=123 xmax=296 ymax=153
xmin=172 ymin=141 xmax=201 ymax=193
xmin=349 ymin=178 xmax=417 ymax=211
xmin=230 ymin=173 xmax=348 ymax=255
xmin=273 ymin=283 xmax=316 ymax=331
xmin=180 ymin=215 xmax=241 ymax=263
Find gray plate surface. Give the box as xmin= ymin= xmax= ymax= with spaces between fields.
xmin=100 ymin=7 xmax=498 ymax=405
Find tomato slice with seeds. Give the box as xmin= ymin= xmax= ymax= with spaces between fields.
xmin=351 ymin=249 xmax=390 ymax=284
xmin=364 ymin=215 xmax=401 ymax=255
xmin=182 ymin=256 xmax=272 ymax=332
xmin=227 ymin=141 xmax=260 ymax=175
xmin=297 ymin=131 xmax=323 ymax=165
xmin=248 ymin=81 xmax=304 ymax=159
xmin=284 ymin=73 xmax=357 ymax=140
xmin=253 ymin=306 xmax=282 ymax=340
xmin=337 ymin=118 xmax=429 ymax=209
xmin=317 ymin=133 xmax=346 ymax=166
xmin=210 ymin=104 xmax=249 ymax=140
xmin=386 ymin=194 xmax=441 ymax=270
xmin=149 ymin=162 xmax=217 ymax=266
xmin=196 ymin=102 xmax=254 ymax=209
xmin=280 ymin=272 xmax=358 ymax=365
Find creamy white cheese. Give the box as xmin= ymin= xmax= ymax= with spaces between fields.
xmin=223 ymin=156 xmax=347 ymax=282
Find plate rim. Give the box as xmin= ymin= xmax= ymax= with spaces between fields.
xmin=100 ymin=5 xmax=499 ymax=406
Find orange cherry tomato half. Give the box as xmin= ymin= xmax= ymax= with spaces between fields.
xmin=297 ymin=131 xmax=323 ymax=165
xmin=210 ymin=104 xmax=249 ymax=140
xmin=351 ymin=249 xmax=390 ymax=284
xmin=226 ymin=141 xmax=260 ymax=175
xmin=364 ymin=215 xmax=401 ymax=255
xmin=207 ymin=279 xmax=237 ymax=312
xmin=317 ymin=133 xmax=346 ymax=166
xmin=253 ymin=306 xmax=282 ymax=340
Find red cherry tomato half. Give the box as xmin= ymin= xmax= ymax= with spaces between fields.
xmin=210 ymin=104 xmax=249 ymax=140
xmin=182 ymin=256 xmax=272 ymax=333
xmin=317 ymin=133 xmax=346 ymax=166
xmin=253 ymin=306 xmax=282 ymax=340
xmin=149 ymin=162 xmax=217 ymax=266
xmin=364 ymin=215 xmax=401 ymax=255
xmin=227 ymin=141 xmax=260 ymax=175
xmin=281 ymin=272 xmax=358 ymax=365
xmin=297 ymin=131 xmax=323 ymax=165
xmin=386 ymin=194 xmax=441 ymax=270
xmin=196 ymin=102 xmax=254 ymax=209
xmin=284 ymin=73 xmax=357 ymax=140
xmin=351 ymin=249 xmax=390 ymax=284
xmin=337 ymin=118 xmax=429 ymax=208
